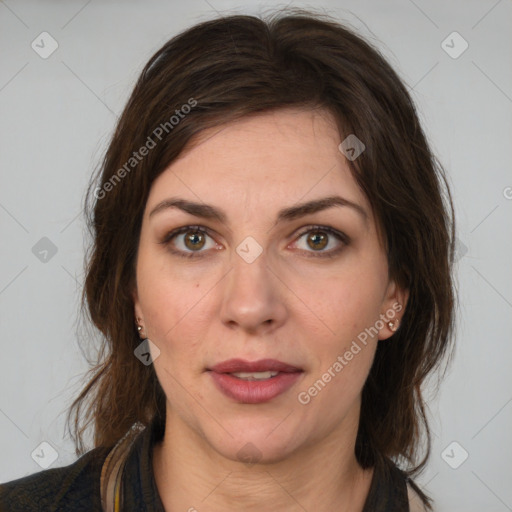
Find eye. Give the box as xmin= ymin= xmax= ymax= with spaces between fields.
xmin=160 ymin=226 xmax=219 ymax=258
xmin=292 ymin=225 xmax=349 ymax=257
xmin=160 ymin=224 xmax=350 ymax=259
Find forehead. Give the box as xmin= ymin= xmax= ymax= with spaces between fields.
xmin=146 ymin=108 xmax=370 ymax=219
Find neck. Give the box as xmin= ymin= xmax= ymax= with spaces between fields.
xmin=153 ymin=409 xmax=374 ymax=512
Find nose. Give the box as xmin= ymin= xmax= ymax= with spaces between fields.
xmin=219 ymin=247 xmax=287 ymax=335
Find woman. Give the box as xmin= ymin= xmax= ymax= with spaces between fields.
xmin=0 ymin=9 xmax=455 ymax=511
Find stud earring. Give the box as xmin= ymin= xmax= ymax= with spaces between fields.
xmin=387 ymin=318 xmax=400 ymax=332
xmin=136 ymin=317 xmax=146 ymax=339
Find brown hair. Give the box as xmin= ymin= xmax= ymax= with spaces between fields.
xmin=67 ymin=9 xmax=455 ymax=506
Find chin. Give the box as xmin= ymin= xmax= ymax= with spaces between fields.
xmin=216 ymin=439 xmax=297 ymax=466
xmin=201 ymin=418 xmax=306 ymax=466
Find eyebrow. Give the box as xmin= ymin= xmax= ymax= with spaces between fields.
xmin=149 ymin=195 xmax=368 ymax=225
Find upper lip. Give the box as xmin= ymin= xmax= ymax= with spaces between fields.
xmin=209 ymin=358 xmax=302 ymax=373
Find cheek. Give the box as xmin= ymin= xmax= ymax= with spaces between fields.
xmin=296 ymin=266 xmax=384 ymax=397
xmin=298 ymin=333 xmax=377 ymax=421
xmin=136 ymin=247 xmax=209 ymax=339
xmin=309 ymin=268 xmax=386 ymax=341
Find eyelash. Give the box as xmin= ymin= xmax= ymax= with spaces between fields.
xmin=159 ymin=224 xmax=350 ymax=259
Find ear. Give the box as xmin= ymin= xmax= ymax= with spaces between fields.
xmin=132 ymin=285 xmax=144 ymax=325
xmin=378 ymin=279 xmax=409 ymax=341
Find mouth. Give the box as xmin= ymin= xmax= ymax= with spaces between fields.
xmin=207 ymin=358 xmax=304 ymax=403
xmin=227 ymin=370 xmax=281 ymax=381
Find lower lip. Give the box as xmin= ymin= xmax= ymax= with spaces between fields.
xmin=209 ymin=371 xmax=303 ymax=404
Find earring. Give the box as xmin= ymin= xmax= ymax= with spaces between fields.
xmin=136 ymin=317 xmax=146 ymax=339
xmin=387 ymin=318 xmax=400 ymax=332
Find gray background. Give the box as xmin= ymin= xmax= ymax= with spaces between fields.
xmin=1 ymin=0 xmax=511 ymax=510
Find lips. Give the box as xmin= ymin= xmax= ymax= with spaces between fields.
xmin=207 ymin=358 xmax=303 ymax=404
xmin=209 ymin=358 xmax=302 ymax=374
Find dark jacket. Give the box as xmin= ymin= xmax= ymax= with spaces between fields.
xmin=0 ymin=415 xmax=426 ymax=511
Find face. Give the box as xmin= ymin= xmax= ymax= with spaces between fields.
xmin=133 ymin=108 xmax=407 ymax=464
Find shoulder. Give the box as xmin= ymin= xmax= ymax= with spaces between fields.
xmin=363 ymin=454 xmax=432 ymax=512
xmin=0 ymin=446 xmax=110 ymax=512
xmin=381 ymin=455 xmax=431 ymax=511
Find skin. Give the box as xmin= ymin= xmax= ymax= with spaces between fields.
xmin=132 ymin=108 xmax=408 ymax=512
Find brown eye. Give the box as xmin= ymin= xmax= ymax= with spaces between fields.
xmin=184 ymin=230 xmax=206 ymax=251
xmin=306 ymin=231 xmax=328 ymax=251
xmin=161 ymin=226 xmax=217 ymax=258
xmin=293 ymin=225 xmax=349 ymax=257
